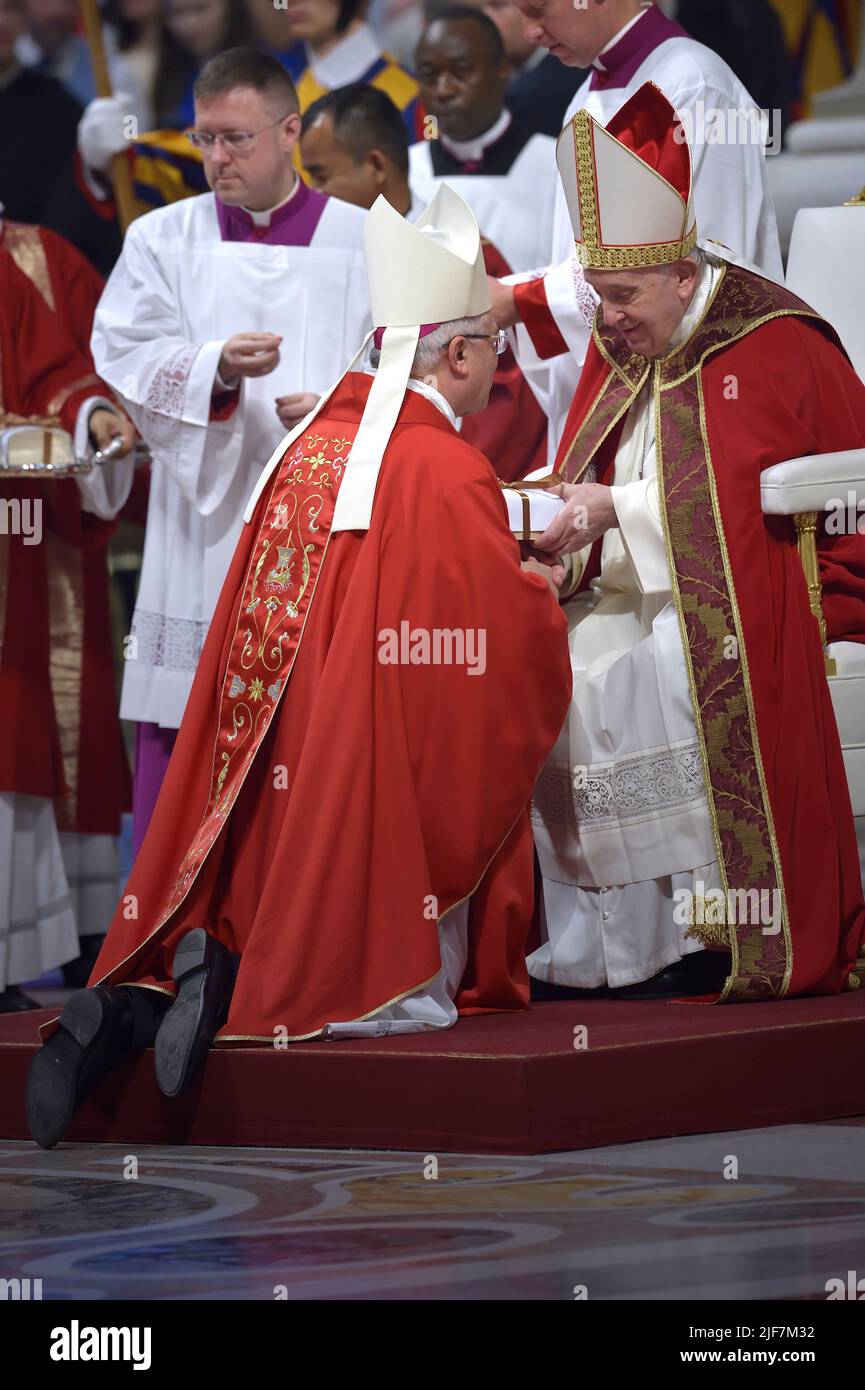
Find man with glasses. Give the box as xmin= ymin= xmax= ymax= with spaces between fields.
xmin=89 ymin=47 xmax=371 ymax=855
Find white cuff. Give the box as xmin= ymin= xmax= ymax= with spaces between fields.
xmin=74 ymin=395 xmax=116 ymax=458
xmin=609 ymin=476 xmax=671 ymax=595
xmin=74 ymin=396 xmax=135 ymax=519
xmin=214 ymin=365 xmax=240 ymax=392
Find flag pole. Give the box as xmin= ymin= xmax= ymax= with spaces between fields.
xmin=78 ymin=0 xmax=139 ymax=231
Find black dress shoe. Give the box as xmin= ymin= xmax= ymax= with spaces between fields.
xmin=24 ymin=986 xmax=135 ymax=1150
xmin=0 ymin=985 xmax=41 ymax=1013
xmin=62 ymin=934 xmax=106 ymax=989
xmin=610 ymin=951 xmax=732 ymax=1001
xmin=530 ymin=976 xmax=610 ymax=1001
xmin=154 ymin=928 xmax=235 ymax=1098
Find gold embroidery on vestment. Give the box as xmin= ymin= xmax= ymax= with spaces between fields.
xmin=4 ymin=222 xmax=55 ymax=310
xmin=45 ymin=526 xmax=85 ymax=830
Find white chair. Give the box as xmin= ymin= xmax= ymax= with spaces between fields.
xmin=760 ymin=202 xmax=865 ymax=908
xmin=767 ymin=120 xmax=865 ymax=258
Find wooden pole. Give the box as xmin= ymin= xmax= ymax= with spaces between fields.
xmin=78 ymin=0 xmax=139 ymax=231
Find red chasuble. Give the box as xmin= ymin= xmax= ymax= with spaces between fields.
xmin=0 ymin=222 xmax=131 ymax=834
xmin=74 ymin=374 xmax=571 ymax=1042
xmin=554 ymin=263 xmax=865 ymax=1001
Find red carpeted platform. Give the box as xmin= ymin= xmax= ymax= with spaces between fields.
xmin=2 ymin=994 xmax=864 ymax=1153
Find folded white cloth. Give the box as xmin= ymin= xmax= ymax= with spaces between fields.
xmin=501 ymin=484 xmax=565 ymax=540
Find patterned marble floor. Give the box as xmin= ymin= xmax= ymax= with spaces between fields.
xmin=1 ymin=1120 xmax=863 ymax=1300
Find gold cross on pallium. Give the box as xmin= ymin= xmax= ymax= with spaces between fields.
xmin=306 ymin=451 xmax=327 ymax=474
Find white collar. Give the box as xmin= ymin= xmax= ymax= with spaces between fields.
xmin=406 ymin=375 xmax=458 ymax=427
xmin=667 ymin=258 xmax=718 ymax=353
xmin=308 ymin=23 xmax=381 ymax=88
xmin=363 ymin=367 xmax=457 ymax=428
xmin=243 ymin=175 xmax=299 ymax=227
xmin=592 ymin=7 xmax=648 ymax=72
xmin=440 ymin=109 xmax=511 ymax=164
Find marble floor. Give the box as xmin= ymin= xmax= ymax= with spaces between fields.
xmin=1 ymin=1121 xmax=863 ymax=1300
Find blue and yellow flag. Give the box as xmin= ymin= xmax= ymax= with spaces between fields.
xmin=130 ymin=128 xmax=208 ymax=210
xmin=770 ymin=0 xmax=862 ymax=116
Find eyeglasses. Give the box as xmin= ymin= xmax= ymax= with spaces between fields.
xmin=186 ymin=112 xmax=293 ymax=154
xmin=461 ymin=329 xmax=508 ymax=356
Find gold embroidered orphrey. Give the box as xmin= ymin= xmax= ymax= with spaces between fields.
xmin=561 ymin=264 xmax=843 ymax=1001
xmin=100 ymin=430 xmax=353 ymax=984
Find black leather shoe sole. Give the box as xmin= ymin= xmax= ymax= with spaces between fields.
xmin=530 ymin=977 xmax=610 ymax=1001
xmin=25 ymin=987 xmax=132 ymax=1150
xmin=154 ymin=929 xmax=234 ymax=1098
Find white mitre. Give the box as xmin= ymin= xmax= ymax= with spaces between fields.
xmin=556 ymin=80 xmax=697 ymax=271
xmin=332 ymin=183 xmax=489 ymax=531
xmin=243 ymin=184 xmax=490 ymax=531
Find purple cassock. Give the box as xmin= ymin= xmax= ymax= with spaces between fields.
xmin=131 ymin=180 xmax=331 ymax=860
xmin=214 ymin=179 xmax=329 ymax=246
xmin=589 ymin=3 xmax=689 ymax=91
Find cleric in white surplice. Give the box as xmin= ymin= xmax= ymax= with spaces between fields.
xmin=90 ymin=48 xmax=371 ymax=849
xmin=490 ymin=0 xmax=783 ymax=463
xmin=408 ymin=7 xmax=556 ymax=274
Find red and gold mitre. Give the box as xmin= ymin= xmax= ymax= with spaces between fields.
xmin=556 ymin=81 xmax=697 ymax=270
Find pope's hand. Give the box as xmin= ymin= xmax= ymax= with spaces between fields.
xmin=522 ymin=554 xmax=566 ymax=598
xmin=219 ymin=333 xmax=282 ymax=381
xmin=536 ymin=481 xmax=617 ymax=557
xmin=275 ymin=392 xmax=319 ymax=427
xmin=89 ymin=408 xmax=136 ymax=458
xmin=77 ymin=94 xmax=135 ymax=173
xmin=487 ymin=276 xmax=518 ymax=329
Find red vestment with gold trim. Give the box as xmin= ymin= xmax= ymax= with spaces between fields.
xmin=78 ymin=373 xmax=571 ymax=1040
xmin=0 ymin=222 xmax=131 ymax=834
xmin=554 ymin=264 xmax=865 ymax=999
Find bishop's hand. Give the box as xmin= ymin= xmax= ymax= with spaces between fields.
xmin=521 ymin=554 xmax=567 ymax=598
xmin=275 ymin=393 xmax=320 ymax=428
xmin=536 ymin=481 xmax=618 ymax=557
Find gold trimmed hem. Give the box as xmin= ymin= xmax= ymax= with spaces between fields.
xmin=218 ymin=800 xmax=535 ymax=1044
xmin=215 ymin=971 xmax=443 ymax=1045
